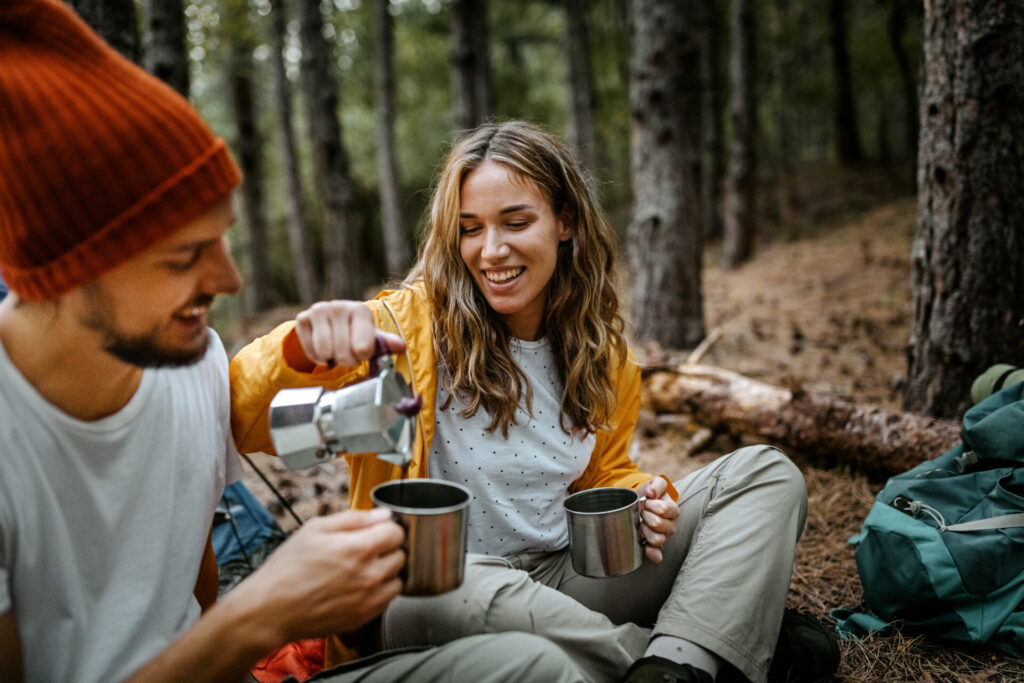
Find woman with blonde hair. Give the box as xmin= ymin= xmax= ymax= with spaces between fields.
xmin=231 ymin=121 xmax=838 ymax=683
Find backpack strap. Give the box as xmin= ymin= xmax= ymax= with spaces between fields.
xmin=944 ymin=513 xmax=1024 ymax=533
xmin=895 ymin=496 xmax=1024 ymax=532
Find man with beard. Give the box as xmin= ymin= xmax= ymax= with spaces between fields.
xmin=0 ymin=2 xmax=582 ymax=682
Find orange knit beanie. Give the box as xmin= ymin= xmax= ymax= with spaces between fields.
xmin=0 ymin=0 xmax=241 ymax=301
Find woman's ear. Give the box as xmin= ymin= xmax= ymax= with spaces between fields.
xmin=558 ymin=208 xmax=574 ymax=242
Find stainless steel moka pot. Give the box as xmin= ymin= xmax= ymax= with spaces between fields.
xmin=268 ymin=336 xmax=422 ymax=470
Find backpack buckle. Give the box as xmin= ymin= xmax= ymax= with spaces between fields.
xmin=891 ymin=495 xmax=915 ymax=514
xmin=953 ymin=450 xmax=978 ymax=473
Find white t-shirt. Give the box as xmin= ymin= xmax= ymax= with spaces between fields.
xmin=429 ymin=338 xmax=595 ymax=556
xmin=0 ymin=331 xmax=241 ymax=683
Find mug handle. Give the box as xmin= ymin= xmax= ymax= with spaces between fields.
xmin=636 ymin=495 xmax=648 ymax=546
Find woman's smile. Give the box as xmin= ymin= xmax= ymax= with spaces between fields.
xmin=483 ymin=267 xmax=525 ymax=284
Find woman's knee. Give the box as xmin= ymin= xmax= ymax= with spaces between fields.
xmin=731 ymin=445 xmax=808 ymax=509
xmin=383 ymin=562 xmax=533 ymax=646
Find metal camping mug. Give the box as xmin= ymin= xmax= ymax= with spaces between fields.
xmin=370 ymin=479 xmax=472 ymax=596
xmin=563 ymin=487 xmax=647 ymax=578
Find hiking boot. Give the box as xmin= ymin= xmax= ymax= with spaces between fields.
xmin=767 ymin=609 xmax=841 ymax=682
xmin=622 ymin=656 xmax=715 ymax=683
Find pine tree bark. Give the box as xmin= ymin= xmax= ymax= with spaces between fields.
xmin=143 ymin=0 xmax=189 ymax=96
xmin=269 ymin=0 xmax=319 ymax=305
xmin=299 ymin=0 xmax=360 ymax=298
xmin=450 ymin=0 xmax=493 ymax=133
xmin=828 ymin=0 xmax=863 ymax=164
xmin=627 ymin=0 xmax=705 ymax=349
xmin=722 ymin=0 xmax=757 ymax=269
xmin=698 ymin=0 xmax=725 ymax=242
xmin=564 ymin=0 xmax=596 ymax=173
xmin=67 ymin=0 xmax=139 ymax=62
xmin=904 ymin=0 xmax=1024 ymax=418
xmin=227 ymin=22 xmax=271 ymax=314
xmin=374 ymin=0 xmax=410 ymax=277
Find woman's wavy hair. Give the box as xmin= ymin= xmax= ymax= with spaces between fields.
xmin=406 ymin=121 xmax=627 ymax=437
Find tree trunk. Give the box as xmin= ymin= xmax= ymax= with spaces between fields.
xmin=904 ymin=0 xmax=1024 ymax=418
xmin=887 ymin=0 xmax=919 ymax=165
xmin=828 ymin=0 xmax=863 ymax=164
xmin=67 ymin=0 xmax=139 ymax=62
xmin=227 ymin=22 xmax=272 ymax=314
xmin=644 ymin=364 xmax=962 ymax=480
xmin=564 ymin=0 xmax=597 ymax=174
xmin=722 ymin=0 xmax=757 ymax=269
xmin=374 ymin=0 xmax=410 ymax=277
xmin=875 ymin=93 xmax=893 ymax=164
xmin=299 ymin=0 xmax=360 ymax=298
xmin=772 ymin=0 xmax=796 ymax=237
xmin=627 ymin=0 xmax=705 ymax=349
xmin=143 ymin=0 xmax=189 ymax=96
xmin=269 ymin=0 xmax=319 ymax=305
xmin=450 ymin=0 xmax=493 ymax=133
xmin=698 ymin=0 xmax=725 ymax=242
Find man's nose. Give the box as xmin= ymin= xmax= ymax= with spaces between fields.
xmin=203 ymin=237 xmax=243 ymax=295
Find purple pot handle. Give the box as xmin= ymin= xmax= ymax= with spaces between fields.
xmin=394 ymin=394 xmax=424 ymax=417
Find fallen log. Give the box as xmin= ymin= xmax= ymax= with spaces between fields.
xmin=643 ymin=364 xmax=962 ymax=480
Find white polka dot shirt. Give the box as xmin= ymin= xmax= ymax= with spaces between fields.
xmin=429 ymin=337 xmax=595 ymax=556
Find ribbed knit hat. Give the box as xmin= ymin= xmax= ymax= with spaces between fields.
xmin=0 ymin=0 xmax=241 ymax=301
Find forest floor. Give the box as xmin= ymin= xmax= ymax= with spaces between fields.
xmin=230 ymin=171 xmax=1024 ymax=681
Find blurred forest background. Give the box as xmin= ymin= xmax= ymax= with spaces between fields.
xmin=69 ymin=0 xmax=1024 ymax=422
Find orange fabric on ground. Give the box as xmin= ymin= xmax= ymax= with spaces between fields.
xmin=251 ymin=638 xmax=326 ymax=683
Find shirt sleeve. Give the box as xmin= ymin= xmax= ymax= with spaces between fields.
xmin=206 ymin=329 xmax=246 ymax=486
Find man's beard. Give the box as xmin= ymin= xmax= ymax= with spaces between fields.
xmin=79 ymin=283 xmax=212 ymax=368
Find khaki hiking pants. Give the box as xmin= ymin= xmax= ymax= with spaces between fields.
xmin=381 ymin=445 xmax=808 ymax=683
xmin=308 ymin=632 xmax=584 ymax=682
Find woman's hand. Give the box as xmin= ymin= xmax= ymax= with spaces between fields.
xmin=638 ymin=476 xmax=679 ymax=563
xmin=293 ymin=300 xmax=405 ymax=367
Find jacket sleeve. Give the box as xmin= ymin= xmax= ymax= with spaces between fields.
xmin=570 ymin=350 xmax=678 ymax=499
xmin=228 ymin=321 xmax=370 ymax=455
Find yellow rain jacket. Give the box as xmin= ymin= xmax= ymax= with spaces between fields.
xmin=230 ymin=285 xmax=670 ymax=509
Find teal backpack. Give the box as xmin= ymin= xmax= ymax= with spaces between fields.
xmin=833 ymin=381 xmax=1024 ymax=657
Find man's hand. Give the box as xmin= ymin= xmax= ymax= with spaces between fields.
xmin=293 ymin=301 xmax=405 ymax=368
xmin=224 ymin=507 xmax=405 ymax=645
xmin=638 ymin=477 xmax=679 ymax=563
